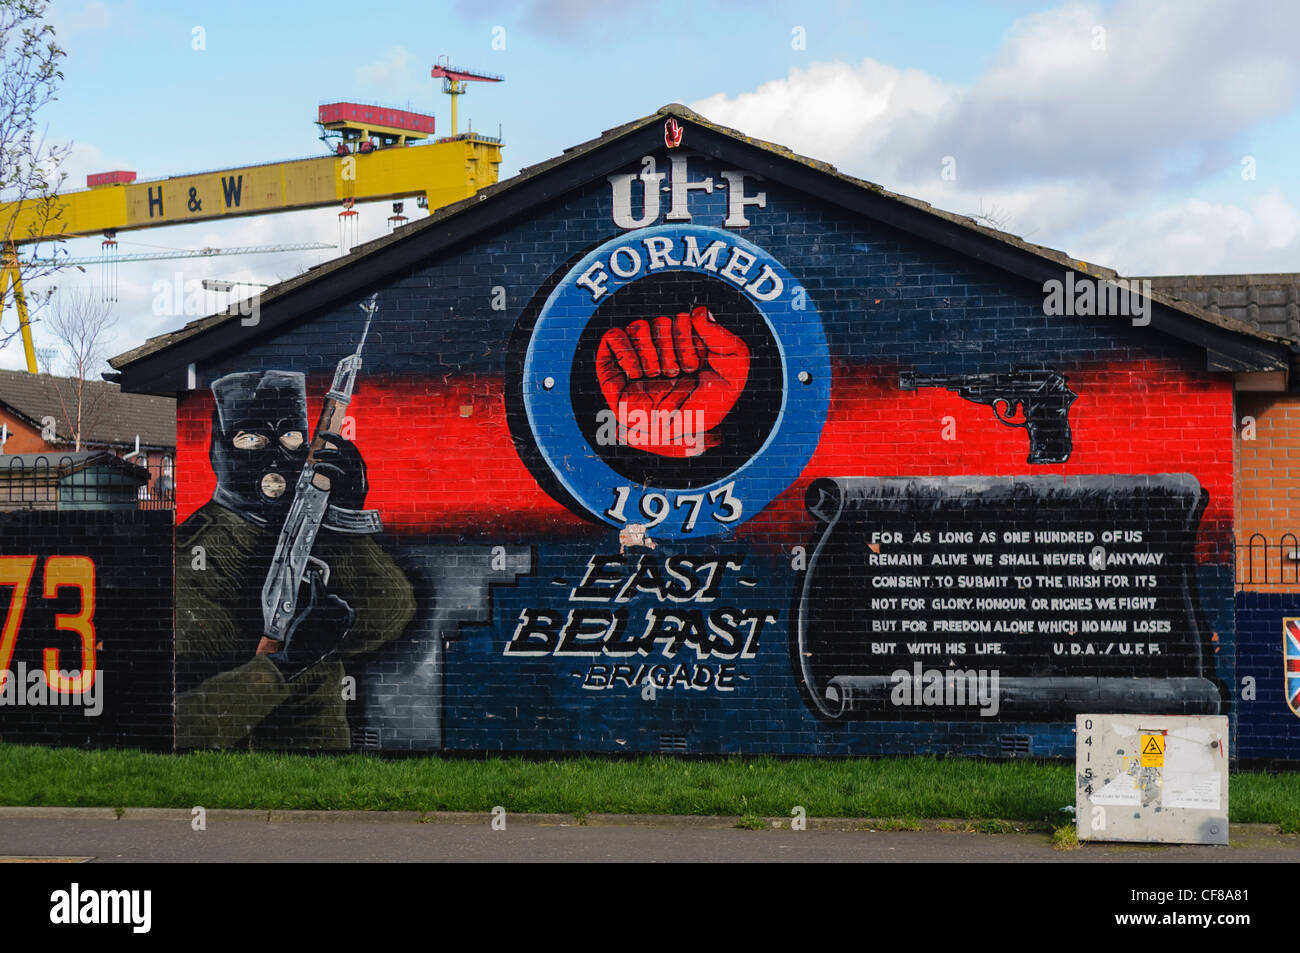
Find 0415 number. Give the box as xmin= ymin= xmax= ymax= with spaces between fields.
xmin=605 ymin=482 xmax=743 ymax=533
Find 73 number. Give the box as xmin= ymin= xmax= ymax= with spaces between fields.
xmin=0 ymin=555 xmax=97 ymax=696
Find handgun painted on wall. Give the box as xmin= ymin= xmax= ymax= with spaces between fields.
xmin=898 ymin=368 xmax=1077 ymax=464
xmin=261 ymin=294 xmax=377 ymax=646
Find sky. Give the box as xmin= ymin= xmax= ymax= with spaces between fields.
xmin=4 ymin=0 xmax=1299 ymax=372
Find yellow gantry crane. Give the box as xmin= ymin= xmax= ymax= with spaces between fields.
xmin=0 ymin=70 xmax=503 ymax=372
xmin=0 ymin=246 xmax=36 ymax=371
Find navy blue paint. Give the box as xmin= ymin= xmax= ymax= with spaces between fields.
xmin=1235 ymin=591 xmax=1300 ymax=760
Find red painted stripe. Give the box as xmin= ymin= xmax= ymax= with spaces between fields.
xmin=176 ymin=359 xmax=1234 ymax=557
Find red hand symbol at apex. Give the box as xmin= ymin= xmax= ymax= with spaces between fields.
xmin=595 ymin=306 xmax=750 ymax=457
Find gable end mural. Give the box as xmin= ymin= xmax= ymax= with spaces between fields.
xmin=108 ymin=121 xmax=1269 ymax=756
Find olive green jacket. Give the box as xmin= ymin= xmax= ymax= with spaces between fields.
xmin=176 ymin=502 xmax=415 ymax=750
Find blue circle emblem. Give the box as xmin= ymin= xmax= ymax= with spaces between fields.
xmin=522 ymin=224 xmax=829 ymax=539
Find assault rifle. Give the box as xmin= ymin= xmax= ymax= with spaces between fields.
xmin=260 ymin=294 xmax=377 ymax=649
xmin=898 ymin=368 xmax=1077 ymax=464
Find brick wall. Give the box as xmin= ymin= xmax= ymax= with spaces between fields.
xmin=163 ymin=151 xmax=1240 ymax=756
xmin=1235 ymin=391 xmax=1300 ymax=591
xmin=0 ymin=407 xmax=47 ymax=455
xmin=0 ymin=509 xmax=173 ymax=749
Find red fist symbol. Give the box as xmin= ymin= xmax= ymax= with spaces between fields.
xmin=595 ymin=306 xmax=750 ymax=457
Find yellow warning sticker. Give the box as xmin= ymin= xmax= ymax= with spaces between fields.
xmin=1140 ymin=733 xmax=1165 ymax=767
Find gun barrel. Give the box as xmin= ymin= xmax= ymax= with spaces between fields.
xmin=899 ymin=371 xmax=969 ymax=390
xmin=260 ymin=297 xmax=378 ymax=641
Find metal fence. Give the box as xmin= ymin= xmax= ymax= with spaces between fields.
xmin=134 ymin=454 xmax=175 ymax=510
xmin=0 ymin=454 xmax=174 ymax=511
xmin=1237 ymin=532 xmax=1300 ymax=588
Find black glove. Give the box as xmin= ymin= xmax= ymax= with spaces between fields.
xmin=267 ymin=569 xmax=355 ymax=681
xmin=311 ymin=433 xmax=368 ymax=511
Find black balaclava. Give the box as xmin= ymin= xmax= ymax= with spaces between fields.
xmin=209 ymin=370 xmax=311 ymax=525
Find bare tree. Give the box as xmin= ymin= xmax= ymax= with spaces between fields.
xmin=32 ymin=344 xmax=55 ymax=372
xmin=0 ymin=0 xmax=69 ymax=353
xmin=44 ymin=284 xmax=116 ymax=452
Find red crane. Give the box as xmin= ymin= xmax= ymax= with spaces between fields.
xmin=430 ymin=56 xmax=503 ymax=138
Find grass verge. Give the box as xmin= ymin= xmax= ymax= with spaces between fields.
xmin=0 ymin=744 xmax=1295 ymax=831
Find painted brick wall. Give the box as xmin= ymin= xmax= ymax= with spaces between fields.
xmin=1234 ymin=593 xmax=1300 ymax=760
xmin=170 ymin=151 xmax=1238 ymax=757
xmin=0 ymin=509 xmax=174 ymax=749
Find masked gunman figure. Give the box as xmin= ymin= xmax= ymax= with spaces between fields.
xmin=176 ymin=370 xmax=414 ymax=749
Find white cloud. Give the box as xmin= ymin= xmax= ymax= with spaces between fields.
xmin=689 ymin=0 xmax=1300 ymax=275
xmin=353 ymin=46 xmax=425 ymax=103
xmin=693 ymin=59 xmax=957 ymax=177
xmin=695 ymin=0 xmax=1300 ymax=191
xmin=924 ymin=0 xmax=1300 ymax=189
xmin=54 ymin=140 xmax=133 ymax=191
xmin=1073 ymin=188 xmax=1300 ymax=275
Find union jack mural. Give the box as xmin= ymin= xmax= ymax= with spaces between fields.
xmin=1286 ymin=618 xmax=1300 ymax=718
